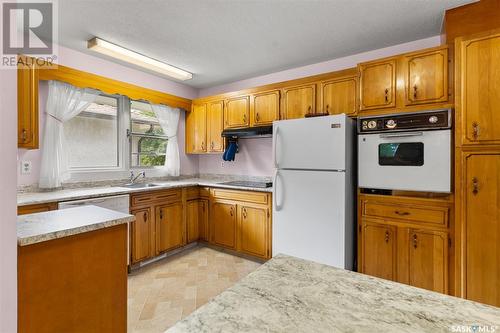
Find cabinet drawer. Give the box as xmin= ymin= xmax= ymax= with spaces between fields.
xmin=211 ymin=188 xmax=269 ymax=205
xmin=363 ymin=202 xmax=448 ymax=227
xmin=131 ymin=189 xmax=182 ymax=207
xmin=186 ymin=187 xmax=200 ymax=200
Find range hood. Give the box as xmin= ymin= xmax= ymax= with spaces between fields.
xmin=221 ymin=126 xmax=273 ymax=138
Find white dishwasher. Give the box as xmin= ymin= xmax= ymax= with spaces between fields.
xmin=59 ymin=194 xmax=131 ymax=264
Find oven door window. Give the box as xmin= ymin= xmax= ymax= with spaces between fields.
xmin=378 ymin=142 xmax=424 ymax=166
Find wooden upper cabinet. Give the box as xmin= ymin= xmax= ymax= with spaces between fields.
xmin=211 ymin=201 xmax=237 ymax=249
xmin=359 ymin=59 xmax=396 ymax=111
xmin=404 ymin=48 xmax=448 ymax=106
xmin=224 ymin=96 xmax=250 ymax=129
xmin=207 ymin=100 xmax=224 ymax=152
xmin=457 ymin=30 xmax=500 ymax=145
xmin=407 ymin=229 xmax=448 ymax=294
xmin=18 ymin=55 xmax=39 ymax=149
xmin=238 ymin=205 xmax=269 ymax=259
xmin=131 ymin=208 xmax=153 ymax=264
xmin=320 ymin=76 xmax=358 ymax=116
xmin=361 ymin=219 xmax=397 ymax=281
xmin=186 ymin=104 xmax=207 ymax=153
xmin=251 ymin=90 xmax=280 ymax=126
xmin=156 ymin=202 xmax=183 ymax=253
xmin=281 ymin=84 xmax=316 ymax=120
xmin=464 ymin=153 xmax=500 ymax=307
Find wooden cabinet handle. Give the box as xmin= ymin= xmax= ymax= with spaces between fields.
xmin=20 ymin=129 xmax=28 ymax=142
xmin=243 ymin=113 xmax=247 ymax=123
xmin=325 ymin=105 xmax=330 ymax=114
xmin=159 ymin=210 xmax=163 ymax=220
xmin=472 ymin=122 xmax=480 ymax=140
xmin=230 ymin=207 xmax=234 ymax=217
xmin=242 ymin=208 xmax=247 ymax=219
xmin=472 ymin=177 xmax=479 ymax=195
xmin=143 ymin=212 xmax=147 ymax=222
xmin=201 ymin=142 xmax=205 ymax=150
xmin=210 ymin=142 xmax=214 ymax=150
xmin=394 ymin=210 xmax=410 ymax=216
xmin=256 ymin=112 xmax=260 ymax=122
xmin=413 ymin=234 xmax=418 ymax=249
xmin=413 ymin=85 xmax=418 ymax=99
xmin=385 ymin=231 xmax=390 ymax=243
xmin=384 ymin=89 xmax=389 ymax=103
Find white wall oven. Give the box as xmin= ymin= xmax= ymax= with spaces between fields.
xmin=358 ymin=109 xmax=452 ymax=193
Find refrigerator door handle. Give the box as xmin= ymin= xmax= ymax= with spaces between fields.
xmin=273 ymin=126 xmax=280 ymax=168
xmin=273 ymin=170 xmax=283 ymax=211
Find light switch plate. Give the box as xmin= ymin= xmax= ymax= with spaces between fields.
xmin=21 ymin=160 xmax=32 ymax=175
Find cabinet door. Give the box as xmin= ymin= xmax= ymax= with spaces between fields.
xmin=238 ymin=205 xmax=269 ymax=259
xmin=281 ymin=84 xmax=316 ymax=119
xmin=186 ymin=200 xmax=199 ymax=243
xmin=251 ymin=90 xmax=280 ymax=126
xmin=224 ymin=96 xmax=249 ymax=129
xmin=464 ymin=153 xmax=500 ymax=306
xmin=361 ymin=220 xmax=397 ymax=281
xmin=156 ymin=202 xmax=184 ymax=253
xmin=359 ymin=59 xmax=396 ymax=110
xmin=458 ymin=31 xmax=500 ymax=145
xmin=211 ymin=201 xmax=236 ymax=249
xmin=404 ymin=48 xmax=448 ymax=106
xmin=408 ymin=229 xmax=448 ymax=293
xmin=186 ymin=104 xmax=207 ymax=153
xmin=207 ymin=100 xmax=224 ymax=152
xmin=131 ymin=208 xmax=152 ymax=263
xmin=18 ymin=55 xmax=39 ymax=149
xmin=320 ymin=76 xmax=358 ymax=116
xmin=198 ymin=199 xmax=209 ymax=241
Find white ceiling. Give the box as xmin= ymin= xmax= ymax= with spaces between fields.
xmin=57 ymin=0 xmax=474 ymax=88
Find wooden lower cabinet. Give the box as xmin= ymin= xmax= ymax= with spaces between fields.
xmin=359 ymin=194 xmax=451 ymax=294
xmin=238 ymin=205 xmax=270 ymax=259
xmin=130 ymin=189 xmax=183 ymax=264
xmin=156 ymin=202 xmax=184 ymax=253
xmin=406 ymin=228 xmax=448 ymax=294
xmin=130 ymin=208 xmax=153 ymax=263
xmin=361 ymin=220 xmax=397 ymax=281
xmin=186 ymin=200 xmax=200 ymax=243
xmin=198 ymin=199 xmax=209 ymax=241
xmin=211 ymin=201 xmax=237 ymax=249
xmin=18 ymin=202 xmax=58 ymax=215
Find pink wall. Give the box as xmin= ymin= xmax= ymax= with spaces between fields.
xmin=197 ymin=35 xmax=441 ymax=177
xmin=0 ymin=57 xmax=18 ymax=332
xmin=198 ymin=36 xmax=441 ymax=97
xmin=18 ymin=45 xmax=199 ymax=186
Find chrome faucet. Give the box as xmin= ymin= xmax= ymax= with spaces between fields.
xmin=130 ymin=171 xmax=146 ymax=184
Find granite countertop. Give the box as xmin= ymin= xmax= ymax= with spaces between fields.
xmin=167 ymin=255 xmax=500 ymax=333
xmin=17 ymin=205 xmax=135 ymax=246
xmin=17 ymin=177 xmax=273 ymax=207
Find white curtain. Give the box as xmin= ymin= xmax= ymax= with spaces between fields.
xmin=151 ymin=103 xmax=181 ymax=176
xmin=39 ymin=81 xmax=100 ymax=188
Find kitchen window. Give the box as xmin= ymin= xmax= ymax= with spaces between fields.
xmin=129 ymin=100 xmax=168 ymax=167
xmin=66 ymin=95 xmax=169 ymax=181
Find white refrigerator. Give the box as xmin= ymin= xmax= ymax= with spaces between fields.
xmin=272 ymin=114 xmax=355 ymax=269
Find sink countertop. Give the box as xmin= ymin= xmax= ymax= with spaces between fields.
xmin=167 ymin=255 xmax=500 ymax=333
xmin=17 ymin=177 xmax=273 ymax=207
xmin=17 ymin=205 xmax=135 ymax=246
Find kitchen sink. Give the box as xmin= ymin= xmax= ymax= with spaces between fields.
xmin=120 ymin=183 xmax=161 ymax=189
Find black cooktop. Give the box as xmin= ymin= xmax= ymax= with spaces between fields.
xmin=219 ymin=181 xmax=273 ymax=188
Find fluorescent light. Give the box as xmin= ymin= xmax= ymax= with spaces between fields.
xmin=87 ymin=37 xmax=192 ymax=81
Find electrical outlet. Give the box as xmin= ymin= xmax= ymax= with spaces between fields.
xmin=21 ymin=160 xmax=32 ymax=175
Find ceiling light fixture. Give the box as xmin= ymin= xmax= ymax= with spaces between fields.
xmin=87 ymin=37 xmax=192 ymax=81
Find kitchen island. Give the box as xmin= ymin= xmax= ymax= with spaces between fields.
xmin=167 ymin=255 xmax=500 ymax=333
xmin=17 ymin=206 xmax=134 ymax=333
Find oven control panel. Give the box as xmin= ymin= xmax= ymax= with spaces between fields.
xmin=358 ymin=109 xmax=452 ymax=133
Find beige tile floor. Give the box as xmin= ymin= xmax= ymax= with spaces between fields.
xmin=127 ymin=246 xmax=262 ymax=333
